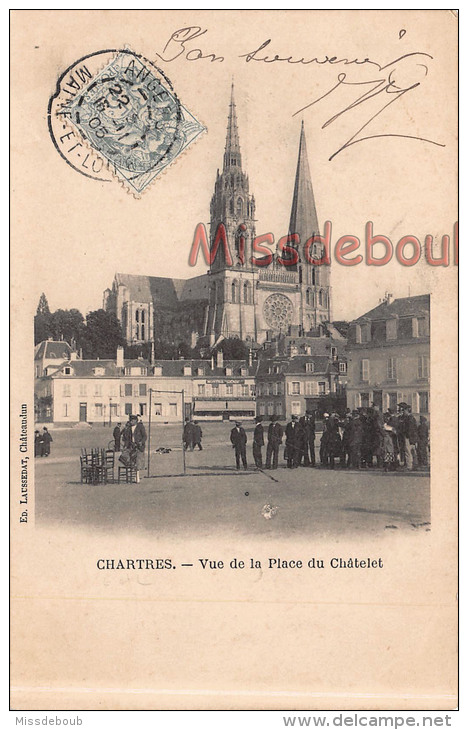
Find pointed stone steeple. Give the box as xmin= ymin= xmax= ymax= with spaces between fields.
xmin=288 ymin=121 xmax=320 ymax=252
xmin=223 ymin=83 xmax=242 ymax=170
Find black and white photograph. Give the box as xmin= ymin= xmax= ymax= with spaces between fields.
xmin=11 ymin=9 xmax=458 ymax=717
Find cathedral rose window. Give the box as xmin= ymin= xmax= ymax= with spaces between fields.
xmin=263 ymin=294 xmax=293 ymax=330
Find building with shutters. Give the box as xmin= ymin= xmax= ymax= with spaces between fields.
xmin=34 ymin=344 xmax=256 ymax=424
xmin=346 ymin=294 xmax=430 ymax=418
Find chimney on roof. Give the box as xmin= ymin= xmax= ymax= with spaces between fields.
xmin=216 ymin=349 xmax=223 ymax=369
xmin=248 ymin=348 xmax=253 ymax=367
xmin=211 ymin=354 xmax=215 ymax=370
xmin=116 ymin=345 xmax=124 ymax=369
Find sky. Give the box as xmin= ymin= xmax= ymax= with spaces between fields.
xmin=14 ymin=9 xmax=457 ymax=324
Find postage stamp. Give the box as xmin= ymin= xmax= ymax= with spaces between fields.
xmin=56 ymin=49 xmax=206 ymax=195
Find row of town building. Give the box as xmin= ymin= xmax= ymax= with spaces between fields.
xmin=34 ymin=294 xmax=430 ymax=425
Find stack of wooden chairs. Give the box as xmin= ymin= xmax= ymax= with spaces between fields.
xmin=80 ymin=448 xmax=115 ymax=484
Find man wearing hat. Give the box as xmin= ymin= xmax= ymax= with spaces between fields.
xmin=303 ymin=411 xmax=316 ymax=467
xmin=230 ymin=421 xmax=248 ymax=470
xmin=398 ymin=402 xmax=418 ymax=470
xmin=265 ymin=415 xmax=283 ymax=470
xmin=285 ymin=414 xmax=300 ymax=468
xmin=121 ymin=414 xmax=147 ymax=483
xmin=252 ymin=416 xmax=264 ymax=469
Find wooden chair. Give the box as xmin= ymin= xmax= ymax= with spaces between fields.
xmin=118 ymin=465 xmax=137 ymax=483
xmin=80 ymin=455 xmax=94 ymax=484
xmin=101 ymin=450 xmax=115 ymax=483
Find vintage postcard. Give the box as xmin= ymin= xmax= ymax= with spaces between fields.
xmin=10 ymin=10 xmax=458 ymax=712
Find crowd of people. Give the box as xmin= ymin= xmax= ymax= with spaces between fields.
xmin=226 ymin=402 xmax=429 ymax=472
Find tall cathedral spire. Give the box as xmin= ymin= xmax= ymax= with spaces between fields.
xmin=288 ymin=121 xmax=320 ymax=249
xmin=223 ymin=82 xmax=242 ymax=170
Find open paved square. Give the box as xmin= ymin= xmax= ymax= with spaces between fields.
xmin=34 ymin=423 xmax=430 ymax=540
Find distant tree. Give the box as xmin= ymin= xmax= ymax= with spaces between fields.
xmin=36 ymin=293 xmax=50 ymax=315
xmin=124 ymin=342 xmax=153 ymax=361
xmin=49 ymin=309 xmax=84 ymax=345
xmin=80 ymin=309 xmax=126 ymax=359
xmin=219 ymin=337 xmax=249 ymax=360
xmin=34 ymin=293 xmax=52 ymax=344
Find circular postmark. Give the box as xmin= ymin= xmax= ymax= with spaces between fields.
xmin=48 ymin=49 xmax=183 ymax=190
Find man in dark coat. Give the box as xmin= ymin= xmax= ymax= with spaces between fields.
xmin=303 ymin=411 xmax=316 ymax=467
xmin=349 ymin=411 xmax=363 ymax=469
xmin=230 ymin=421 xmax=248 ymax=470
xmin=285 ymin=415 xmax=300 ymax=468
xmin=398 ymin=403 xmax=418 ymax=470
xmin=113 ymin=423 xmax=122 ymax=451
xmin=252 ymin=416 xmax=264 ymax=468
xmin=183 ymin=418 xmax=195 ymax=451
xmin=341 ymin=414 xmax=353 ymax=467
xmin=417 ymin=416 xmax=429 ymax=467
xmin=193 ymin=421 xmax=203 ymax=450
xmin=266 ymin=416 xmax=283 ymax=470
xmin=122 ymin=414 xmax=147 ymax=482
xmin=41 ymin=427 xmax=53 ymax=457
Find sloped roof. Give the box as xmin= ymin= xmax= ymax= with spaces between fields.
xmin=35 ymin=341 xmax=72 ymax=361
xmin=153 ymin=359 xmax=256 ymax=378
xmin=355 ymin=295 xmax=430 ymax=322
xmin=257 ymin=355 xmax=331 ymax=377
xmin=114 ymin=273 xmax=209 ymax=307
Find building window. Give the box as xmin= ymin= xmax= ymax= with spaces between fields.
xmin=95 ymin=403 xmax=103 ymax=417
xmin=306 ymin=362 xmax=315 ymax=373
xmin=169 ymin=403 xmax=177 ymax=417
xmin=339 ymin=362 xmax=347 ymax=374
xmin=387 ymin=393 xmax=398 ymax=411
xmin=242 ymin=385 xmax=249 ymax=397
xmin=139 ymin=383 xmax=147 ymax=396
xmin=79 ymin=384 xmax=87 ymax=396
xmin=198 ymin=384 xmax=205 ymax=396
xmin=305 ymin=382 xmax=315 ymax=396
xmin=291 ymin=401 xmax=301 ymax=415
xmin=418 ymin=355 xmax=429 ymax=379
xmin=240 ymin=367 xmax=248 ymax=376
xmin=386 ymin=319 xmax=397 ymax=340
xmin=243 ymin=281 xmax=251 ymax=304
xmin=63 ymin=403 xmax=68 ymax=417
xmin=94 ymin=384 xmax=103 ymax=396
xmin=62 ymin=384 xmax=71 ymax=397
xmin=360 ymin=392 xmax=370 ymax=408
xmin=291 ymin=381 xmax=300 ymax=395
xmin=226 ymin=384 xmax=233 ymax=396
xmin=387 ymin=357 xmax=397 ymax=380
xmin=212 ymin=383 xmax=219 ymax=394
xmin=258 ymin=403 xmax=265 ymax=416
xmin=360 ymin=323 xmax=370 ymax=343
xmin=154 ymin=403 xmax=162 ymax=416
xmin=250 ymin=384 xmax=256 ymax=396
xmin=360 ymin=359 xmax=370 ymax=382
xmin=318 ymin=382 xmax=326 ymax=395
xmin=231 ymin=281 xmax=238 ymax=303
xmin=139 ymin=403 xmax=147 ymax=416
xmin=419 ymin=391 xmax=429 ymax=413
xmin=64 ymin=366 xmax=71 ymax=375
xmin=124 ymin=383 xmax=132 ymax=396
xmin=125 ymin=403 xmax=132 ymax=415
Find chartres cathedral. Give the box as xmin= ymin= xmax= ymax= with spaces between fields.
xmin=104 ymin=85 xmax=332 ymax=347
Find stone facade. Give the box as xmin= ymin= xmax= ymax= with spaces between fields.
xmin=104 ymin=85 xmax=332 ymax=348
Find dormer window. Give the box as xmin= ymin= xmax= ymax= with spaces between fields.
xmin=183 ymin=365 xmax=192 ymax=376
xmin=305 ymin=362 xmax=315 ymax=373
xmin=63 ymin=366 xmax=72 ymax=375
xmin=240 ymin=367 xmax=248 ymax=376
xmin=197 ymin=367 xmax=205 ymax=376
xmin=153 ymin=366 xmax=162 ymax=377
xmin=93 ymin=367 xmax=105 ymax=376
xmin=225 ymin=367 xmax=232 ymax=376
